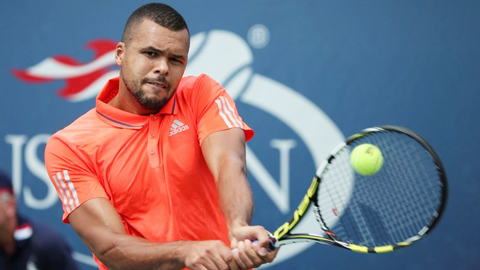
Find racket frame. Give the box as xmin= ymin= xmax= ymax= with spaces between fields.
xmin=270 ymin=125 xmax=448 ymax=253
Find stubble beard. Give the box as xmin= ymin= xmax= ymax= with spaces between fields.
xmin=125 ymin=76 xmax=172 ymax=112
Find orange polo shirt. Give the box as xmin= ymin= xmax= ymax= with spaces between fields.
xmin=45 ymin=74 xmax=254 ymax=269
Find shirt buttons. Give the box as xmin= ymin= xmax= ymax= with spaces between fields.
xmin=149 ymin=149 xmax=155 ymax=155
xmin=150 ymin=134 xmax=156 ymax=139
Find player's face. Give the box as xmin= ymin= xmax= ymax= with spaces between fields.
xmin=116 ymin=19 xmax=189 ymax=114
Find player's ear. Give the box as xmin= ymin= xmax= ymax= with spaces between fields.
xmin=115 ymin=42 xmax=126 ymax=66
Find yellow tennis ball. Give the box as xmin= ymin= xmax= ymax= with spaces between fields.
xmin=350 ymin=144 xmax=384 ymax=176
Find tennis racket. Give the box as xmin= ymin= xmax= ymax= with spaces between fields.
xmin=267 ymin=125 xmax=447 ymax=253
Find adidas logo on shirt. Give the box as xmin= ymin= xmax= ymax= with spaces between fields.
xmin=169 ymin=119 xmax=189 ymax=136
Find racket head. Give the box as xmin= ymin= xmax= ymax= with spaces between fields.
xmin=314 ymin=126 xmax=447 ymax=253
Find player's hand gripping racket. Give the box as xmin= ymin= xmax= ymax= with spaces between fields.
xmin=267 ymin=125 xmax=447 ymax=253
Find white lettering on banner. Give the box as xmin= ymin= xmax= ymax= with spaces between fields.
xmin=246 ymin=140 xmax=297 ymax=214
xmin=4 ymin=135 xmax=27 ymax=196
xmin=4 ymin=134 xmax=58 ymax=209
xmin=271 ymin=139 xmax=297 ymax=211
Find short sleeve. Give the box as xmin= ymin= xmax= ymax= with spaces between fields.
xmin=44 ymin=134 xmax=108 ymax=223
xmin=190 ymin=74 xmax=254 ymax=144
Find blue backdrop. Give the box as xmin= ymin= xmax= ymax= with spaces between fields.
xmin=1 ymin=1 xmax=479 ymax=269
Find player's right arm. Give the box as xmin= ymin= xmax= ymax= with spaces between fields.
xmin=68 ymin=197 xmax=240 ymax=270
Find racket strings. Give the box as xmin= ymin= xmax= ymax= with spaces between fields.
xmin=317 ymin=131 xmax=443 ymax=248
xmin=317 ymin=150 xmax=360 ymax=242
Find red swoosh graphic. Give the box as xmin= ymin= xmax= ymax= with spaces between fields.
xmin=11 ymin=39 xmax=118 ymax=101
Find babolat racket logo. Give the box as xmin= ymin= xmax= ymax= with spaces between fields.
xmin=273 ymin=177 xmax=319 ymax=239
xmin=11 ymin=39 xmax=119 ymax=102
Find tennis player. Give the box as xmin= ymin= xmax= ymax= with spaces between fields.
xmin=45 ymin=2 xmax=276 ymax=270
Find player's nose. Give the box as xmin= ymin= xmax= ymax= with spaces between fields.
xmin=154 ymin=58 xmax=169 ymax=75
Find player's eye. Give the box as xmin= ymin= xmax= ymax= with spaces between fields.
xmin=170 ymin=57 xmax=184 ymax=65
xmin=144 ymin=51 xmax=157 ymax=57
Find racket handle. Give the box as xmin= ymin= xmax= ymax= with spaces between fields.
xmin=232 ymin=234 xmax=278 ymax=254
xmin=253 ymin=234 xmax=277 ymax=251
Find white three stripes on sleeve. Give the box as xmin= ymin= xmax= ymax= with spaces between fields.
xmin=215 ymin=96 xmax=244 ymax=128
xmin=52 ymin=170 xmax=80 ymax=214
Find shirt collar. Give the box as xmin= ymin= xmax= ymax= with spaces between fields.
xmin=96 ymin=77 xmax=177 ymax=129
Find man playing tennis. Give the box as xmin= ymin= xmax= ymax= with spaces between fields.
xmin=45 ymin=3 xmax=276 ymax=270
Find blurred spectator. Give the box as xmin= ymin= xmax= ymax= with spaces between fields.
xmin=0 ymin=171 xmax=80 ymax=270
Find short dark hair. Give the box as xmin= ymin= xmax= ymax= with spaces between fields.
xmin=121 ymin=3 xmax=189 ymax=45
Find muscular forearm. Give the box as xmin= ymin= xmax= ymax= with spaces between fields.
xmin=201 ymin=128 xmax=254 ymax=231
xmin=86 ymin=232 xmax=237 ymax=270
xmin=215 ymin=157 xmax=254 ymax=229
xmin=92 ymin=234 xmax=188 ymax=270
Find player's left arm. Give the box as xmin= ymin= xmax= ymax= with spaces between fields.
xmin=201 ymin=128 xmax=277 ymax=268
